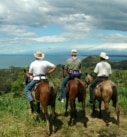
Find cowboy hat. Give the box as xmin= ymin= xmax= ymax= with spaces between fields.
xmin=71 ymin=49 xmax=77 ymax=56
xmin=99 ymin=52 xmax=109 ymax=60
xmin=34 ymin=51 xmax=45 ymax=60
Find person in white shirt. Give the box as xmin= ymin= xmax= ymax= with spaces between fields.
xmin=89 ymin=52 xmax=112 ymax=103
xmin=24 ymin=51 xmax=56 ymax=113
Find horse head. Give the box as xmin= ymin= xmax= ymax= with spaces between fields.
xmin=23 ymin=69 xmax=31 ymax=85
xmin=85 ymin=73 xmax=96 ymax=85
xmin=62 ymin=66 xmax=68 ymax=78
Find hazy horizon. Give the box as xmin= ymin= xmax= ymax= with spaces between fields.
xmin=0 ymin=54 xmax=127 ymax=69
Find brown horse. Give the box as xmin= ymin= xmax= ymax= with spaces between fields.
xmin=65 ymin=78 xmax=88 ymax=127
xmin=85 ymin=73 xmax=120 ymax=126
xmin=62 ymin=67 xmax=88 ymax=126
xmin=24 ymin=69 xmax=57 ymax=135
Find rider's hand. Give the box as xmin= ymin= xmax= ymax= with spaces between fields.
xmin=29 ymin=75 xmax=33 ymax=80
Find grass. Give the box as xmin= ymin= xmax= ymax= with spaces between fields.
xmin=0 ymin=91 xmax=127 ymax=137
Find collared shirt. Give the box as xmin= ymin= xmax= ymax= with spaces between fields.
xmin=29 ymin=59 xmax=55 ymax=80
xmin=65 ymin=57 xmax=81 ymax=73
xmin=94 ymin=61 xmax=112 ymax=77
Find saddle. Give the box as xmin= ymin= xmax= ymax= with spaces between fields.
xmin=31 ymin=79 xmax=55 ymax=100
xmin=34 ymin=79 xmax=55 ymax=92
xmin=69 ymin=70 xmax=81 ymax=79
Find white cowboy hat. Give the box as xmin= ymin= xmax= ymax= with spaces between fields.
xmin=71 ymin=49 xmax=77 ymax=56
xmin=99 ymin=52 xmax=109 ymax=60
xmin=34 ymin=51 xmax=45 ymax=60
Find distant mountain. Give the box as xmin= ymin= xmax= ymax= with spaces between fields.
xmin=82 ymin=56 xmax=127 ymax=70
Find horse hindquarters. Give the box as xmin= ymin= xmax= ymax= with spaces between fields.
xmin=67 ymin=80 xmax=78 ymax=125
xmin=35 ymin=82 xmax=56 ymax=135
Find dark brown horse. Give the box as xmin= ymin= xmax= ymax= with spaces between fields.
xmin=24 ymin=69 xmax=57 ymax=135
xmin=65 ymin=78 xmax=88 ymax=127
xmin=62 ymin=67 xmax=88 ymax=126
xmin=85 ymin=73 xmax=120 ymax=126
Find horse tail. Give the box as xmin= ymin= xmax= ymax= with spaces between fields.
xmin=77 ymin=80 xmax=83 ymax=102
xmin=111 ymin=85 xmax=118 ymax=107
xmin=49 ymin=82 xmax=56 ymax=107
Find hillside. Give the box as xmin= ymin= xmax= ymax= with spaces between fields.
xmin=0 ymin=56 xmax=127 ymax=95
xmin=0 ymin=56 xmax=127 ymax=136
xmin=82 ymin=56 xmax=127 ymax=70
xmin=0 ymin=93 xmax=127 ymax=137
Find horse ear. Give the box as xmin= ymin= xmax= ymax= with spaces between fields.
xmin=23 ymin=69 xmax=26 ymax=73
xmin=85 ymin=72 xmax=88 ymax=76
xmin=62 ymin=66 xmax=65 ymax=69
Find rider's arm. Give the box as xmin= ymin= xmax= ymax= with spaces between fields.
xmin=46 ymin=66 xmax=56 ymax=75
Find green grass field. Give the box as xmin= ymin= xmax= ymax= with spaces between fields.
xmin=0 ymin=89 xmax=127 ymax=137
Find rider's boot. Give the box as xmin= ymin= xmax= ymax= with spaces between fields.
xmin=29 ymin=100 xmax=35 ymax=114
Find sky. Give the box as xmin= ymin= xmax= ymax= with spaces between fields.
xmin=0 ymin=0 xmax=127 ymax=55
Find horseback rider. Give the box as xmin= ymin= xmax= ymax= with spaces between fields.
xmin=58 ymin=49 xmax=82 ymax=102
xmin=24 ymin=51 xmax=56 ymax=113
xmin=89 ymin=52 xmax=112 ymax=104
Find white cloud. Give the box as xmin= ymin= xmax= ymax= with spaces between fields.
xmin=0 ymin=0 xmax=127 ymax=54
xmin=31 ymin=36 xmax=67 ymax=42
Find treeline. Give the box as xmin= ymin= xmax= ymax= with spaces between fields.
xmin=0 ymin=67 xmax=24 ymax=95
xmin=0 ymin=56 xmax=127 ymax=95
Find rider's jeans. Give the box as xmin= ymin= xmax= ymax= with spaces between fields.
xmin=60 ymin=74 xmax=70 ymax=99
xmin=24 ymin=80 xmax=37 ymax=102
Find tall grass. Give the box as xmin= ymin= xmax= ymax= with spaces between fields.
xmin=0 ymin=87 xmax=127 ymax=137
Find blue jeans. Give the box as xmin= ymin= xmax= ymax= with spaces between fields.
xmin=24 ymin=80 xmax=38 ymax=102
xmin=60 ymin=74 xmax=70 ymax=99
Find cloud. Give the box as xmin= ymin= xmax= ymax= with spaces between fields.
xmin=0 ymin=0 xmax=127 ymax=54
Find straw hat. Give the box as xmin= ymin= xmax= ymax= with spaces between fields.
xmin=34 ymin=51 xmax=45 ymax=60
xmin=99 ymin=52 xmax=109 ymax=60
xmin=71 ymin=49 xmax=77 ymax=56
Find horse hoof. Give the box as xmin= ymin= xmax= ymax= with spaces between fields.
xmin=47 ymin=132 xmax=52 ymax=137
xmin=52 ymin=128 xmax=57 ymax=133
xmin=68 ymin=120 xmax=76 ymax=126
xmin=106 ymin=123 xmax=109 ymax=126
xmin=64 ymin=112 xmax=68 ymax=116
xmin=84 ymin=123 xmax=87 ymax=128
xmin=68 ymin=121 xmax=72 ymax=126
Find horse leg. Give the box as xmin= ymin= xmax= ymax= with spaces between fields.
xmin=74 ymin=101 xmax=77 ymax=118
xmin=68 ymin=100 xmax=75 ymax=126
xmin=50 ymin=107 xmax=56 ymax=133
xmin=104 ymin=102 xmax=110 ymax=126
xmin=82 ymin=99 xmax=87 ymax=127
xmin=99 ymin=100 xmax=102 ymax=117
xmin=36 ymin=101 xmax=40 ymax=113
xmin=116 ymin=104 xmax=120 ymax=126
xmin=64 ymin=96 xmax=69 ymax=116
xmin=92 ymin=101 xmax=96 ymax=114
xmin=43 ymin=106 xmax=51 ymax=135
xmin=114 ymin=103 xmax=120 ymax=126
xmin=81 ymin=98 xmax=85 ymax=116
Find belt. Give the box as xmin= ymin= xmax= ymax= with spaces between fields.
xmin=98 ymin=76 xmax=108 ymax=78
xmin=34 ymin=74 xmax=45 ymax=77
xmin=33 ymin=75 xmax=47 ymax=80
